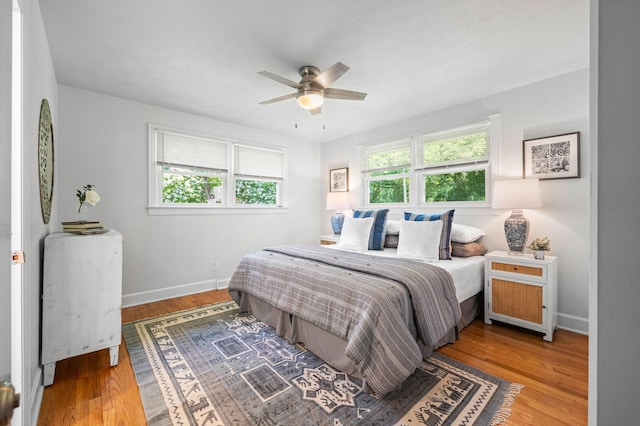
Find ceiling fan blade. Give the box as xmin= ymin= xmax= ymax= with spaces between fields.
xmin=314 ymin=62 xmax=349 ymax=88
xmin=259 ymin=93 xmax=298 ymax=105
xmin=257 ymin=71 xmax=302 ymax=89
xmin=324 ymin=88 xmax=367 ymax=101
xmin=309 ymin=106 xmax=322 ymax=116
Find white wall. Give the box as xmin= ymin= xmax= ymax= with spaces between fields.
xmin=321 ymin=69 xmax=590 ymax=334
xmin=57 ymin=86 xmax=322 ymax=305
xmin=22 ymin=0 xmax=60 ymax=423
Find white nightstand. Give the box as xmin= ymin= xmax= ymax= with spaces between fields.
xmin=320 ymin=234 xmax=340 ymax=245
xmin=484 ymin=250 xmax=558 ymax=342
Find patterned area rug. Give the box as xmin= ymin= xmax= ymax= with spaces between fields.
xmin=123 ymin=301 xmax=522 ymax=425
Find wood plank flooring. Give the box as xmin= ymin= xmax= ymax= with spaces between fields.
xmin=37 ymin=290 xmax=588 ymax=425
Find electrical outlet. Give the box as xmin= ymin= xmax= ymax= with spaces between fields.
xmin=211 ymin=261 xmax=218 ymax=272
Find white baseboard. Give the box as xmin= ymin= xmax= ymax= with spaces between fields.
xmin=122 ymin=278 xmax=233 ymax=307
xmin=122 ymin=279 xmax=217 ymax=307
xmin=557 ymin=312 xmax=589 ymax=335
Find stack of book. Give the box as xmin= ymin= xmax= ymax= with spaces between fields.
xmin=61 ymin=221 xmax=108 ymax=235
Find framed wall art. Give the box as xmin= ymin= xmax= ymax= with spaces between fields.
xmin=329 ymin=167 xmax=349 ymax=192
xmin=523 ymin=132 xmax=580 ymax=180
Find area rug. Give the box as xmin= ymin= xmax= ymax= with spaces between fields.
xmin=123 ymin=301 xmax=523 ymax=425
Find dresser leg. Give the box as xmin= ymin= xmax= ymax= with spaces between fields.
xmin=43 ymin=362 xmax=56 ymax=386
xmin=109 ymin=345 xmax=119 ymax=367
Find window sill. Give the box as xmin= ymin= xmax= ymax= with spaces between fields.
xmin=147 ymin=205 xmax=289 ymax=216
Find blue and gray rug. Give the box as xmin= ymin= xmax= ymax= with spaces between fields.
xmin=123 ymin=301 xmax=522 ymax=425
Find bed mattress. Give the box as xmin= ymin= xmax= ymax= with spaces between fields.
xmin=326 ymin=245 xmax=485 ymax=303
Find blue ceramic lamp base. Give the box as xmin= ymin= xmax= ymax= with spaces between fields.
xmin=504 ymin=209 xmax=529 ymax=254
xmin=330 ymin=212 xmax=345 ymax=235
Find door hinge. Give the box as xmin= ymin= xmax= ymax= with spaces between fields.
xmin=11 ymin=250 xmax=25 ymax=265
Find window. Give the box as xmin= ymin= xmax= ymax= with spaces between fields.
xmin=149 ymin=125 xmax=286 ymax=211
xmin=362 ymin=140 xmax=411 ymax=204
xmin=416 ymin=124 xmax=490 ymax=204
xmin=361 ymin=115 xmax=499 ymax=208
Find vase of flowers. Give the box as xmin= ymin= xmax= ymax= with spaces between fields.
xmin=527 ymin=237 xmax=550 ymax=260
xmin=76 ymin=184 xmax=100 ymax=222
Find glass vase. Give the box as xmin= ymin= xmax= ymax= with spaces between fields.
xmin=76 ymin=203 xmax=88 ymax=222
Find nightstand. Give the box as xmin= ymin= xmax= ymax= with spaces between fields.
xmin=484 ymin=250 xmax=558 ymax=342
xmin=320 ymin=234 xmax=339 ymax=245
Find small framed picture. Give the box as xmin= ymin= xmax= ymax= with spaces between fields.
xmin=329 ymin=167 xmax=349 ymax=192
xmin=523 ymin=132 xmax=580 ymax=180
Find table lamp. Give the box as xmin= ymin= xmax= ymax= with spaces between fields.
xmin=492 ymin=178 xmax=542 ymax=254
xmin=326 ymin=192 xmax=350 ymax=234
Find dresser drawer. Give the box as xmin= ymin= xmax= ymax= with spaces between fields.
xmin=490 ymin=261 xmax=545 ymax=279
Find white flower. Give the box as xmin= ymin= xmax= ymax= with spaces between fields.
xmin=84 ymin=190 xmax=101 ymax=206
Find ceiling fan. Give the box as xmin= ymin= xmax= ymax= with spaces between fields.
xmin=258 ymin=62 xmax=367 ymax=115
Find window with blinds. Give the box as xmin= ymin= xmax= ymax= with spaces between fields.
xmin=149 ymin=125 xmax=286 ymax=208
xmin=361 ymin=140 xmax=412 ymax=204
xmin=417 ymin=123 xmax=490 ymax=204
xmin=360 ymin=117 xmax=498 ymax=207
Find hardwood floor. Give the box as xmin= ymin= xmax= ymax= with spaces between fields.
xmin=37 ymin=290 xmax=588 ymax=425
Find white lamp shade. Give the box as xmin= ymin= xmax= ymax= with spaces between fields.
xmin=326 ymin=192 xmax=350 ymax=211
xmin=492 ymin=178 xmax=542 ymax=209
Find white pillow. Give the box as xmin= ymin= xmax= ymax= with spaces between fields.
xmin=397 ymin=220 xmax=443 ymax=262
xmin=450 ymin=223 xmax=485 ymax=243
xmin=337 ymin=216 xmax=375 ymax=251
xmin=385 ymin=219 xmax=401 ymax=235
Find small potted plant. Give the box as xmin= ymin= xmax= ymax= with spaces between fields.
xmin=527 ymin=237 xmax=550 ymax=260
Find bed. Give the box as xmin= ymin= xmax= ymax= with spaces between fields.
xmin=228 ymin=243 xmax=485 ymax=396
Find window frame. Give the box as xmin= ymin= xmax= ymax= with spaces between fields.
xmin=148 ymin=124 xmax=288 ymax=215
xmin=361 ymin=114 xmax=500 ymax=209
xmin=361 ymin=138 xmax=413 ymax=206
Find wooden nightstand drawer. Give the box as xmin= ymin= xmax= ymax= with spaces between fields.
xmin=320 ymin=235 xmax=339 ymax=245
xmin=491 ymin=261 xmax=543 ymax=277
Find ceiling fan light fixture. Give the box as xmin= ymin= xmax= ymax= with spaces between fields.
xmin=297 ymin=90 xmax=324 ymax=109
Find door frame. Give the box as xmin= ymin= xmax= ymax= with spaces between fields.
xmin=10 ymin=0 xmax=25 ymax=423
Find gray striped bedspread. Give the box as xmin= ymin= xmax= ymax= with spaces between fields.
xmin=228 ymin=244 xmax=461 ymax=395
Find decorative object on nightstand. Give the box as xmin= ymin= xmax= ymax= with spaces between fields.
xmin=527 ymin=237 xmax=550 ymax=260
xmin=491 ymin=178 xmax=542 ymax=254
xmin=326 ymin=192 xmax=350 ymax=234
xmin=75 ymin=184 xmax=100 ymax=222
xmin=484 ymin=250 xmax=558 ymax=341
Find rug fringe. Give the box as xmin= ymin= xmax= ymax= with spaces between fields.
xmin=490 ymin=383 xmax=525 ymax=426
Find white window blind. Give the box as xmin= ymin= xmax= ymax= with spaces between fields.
xmin=157 ymin=131 xmax=228 ymax=172
xmin=234 ymin=145 xmax=284 ymax=179
xmin=362 ymin=140 xmax=411 ymax=174
xmin=416 ymin=123 xmax=490 ymax=171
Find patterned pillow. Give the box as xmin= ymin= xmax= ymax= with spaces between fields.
xmin=352 ymin=209 xmax=389 ymax=250
xmin=404 ymin=210 xmax=455 ymax=260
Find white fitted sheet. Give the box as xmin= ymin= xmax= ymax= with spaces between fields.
xmin=326 ymin=245 xmax=484 ymax=303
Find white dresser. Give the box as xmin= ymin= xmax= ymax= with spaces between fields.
xmin=42 ymin=230 xmax=123 ymax=386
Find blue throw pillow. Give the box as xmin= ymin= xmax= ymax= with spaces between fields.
xmin=404 ymin=210 xmax=455 ymax=260
xmin=352 ymin=209 xmax=389 ymax=250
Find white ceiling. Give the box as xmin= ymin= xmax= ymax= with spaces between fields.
xmin=38 ymin=0 xmax=589 ymax=143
